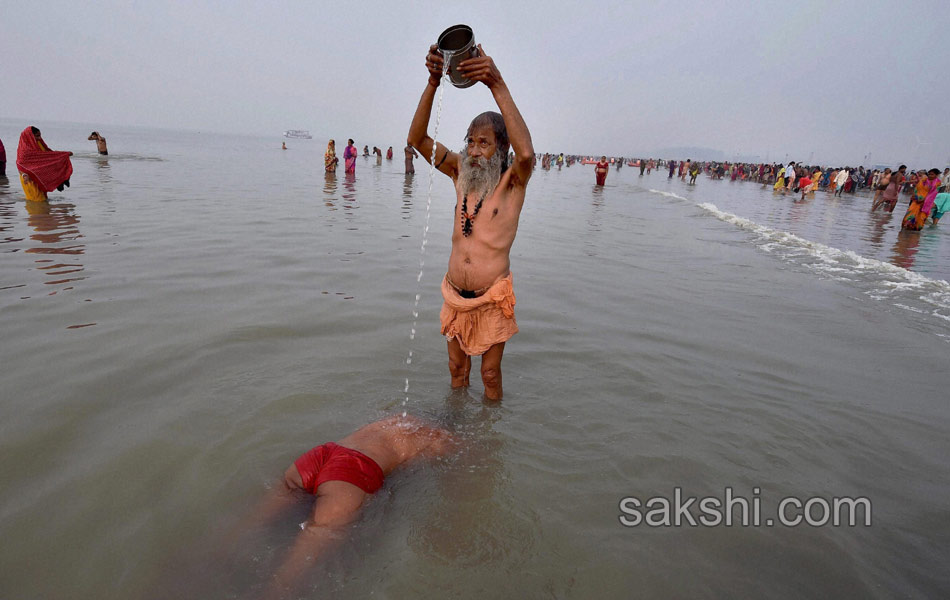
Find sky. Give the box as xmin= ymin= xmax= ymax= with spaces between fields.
xmin=3 ymin=0 xmax=948 ymax=167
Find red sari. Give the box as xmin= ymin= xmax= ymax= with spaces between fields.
xmin=595 ymin=161 xmax=608 ymax=186
xmin=16 ymin=127 xmax=72 ymax=192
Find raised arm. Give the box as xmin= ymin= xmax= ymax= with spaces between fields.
xmin=458 ymin=45 xmax=535 ymax=187
xmin=407 ymin=45 xmax=460 ymax=179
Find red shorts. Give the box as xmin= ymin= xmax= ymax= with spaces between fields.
xmin=294 ymin=442 xmax=384 ymax=494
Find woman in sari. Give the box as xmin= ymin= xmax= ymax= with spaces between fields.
xmin=16 ymin=126 xmax=73 ymax=202
xmin=903 ymin=171 xmax=919 ymax=196
xmin=901 ymin=169 xmax=941 ymax=231
xmin=773 ymin=167 xmax=785 ymax=191
xmin=324 ymin=139 xmax=339 ymax=173
xmin=797 ymin=172 xmax=813 ymax=200
xmin=594 ymin=156 xmax=609 ymax=186
xmin=343 ymin=139 xmax=357 ymax=174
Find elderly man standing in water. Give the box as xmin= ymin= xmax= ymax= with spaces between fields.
xmin=407 ymin=43 xmax=534 ymax=400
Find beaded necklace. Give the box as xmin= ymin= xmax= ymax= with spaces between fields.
xmin=459 ymin=189 xmax=489 ymax=237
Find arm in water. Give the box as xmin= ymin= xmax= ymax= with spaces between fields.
xmin=457 ymin=44 xmax=535 ymax=188
xmin=407 ymin=44 xmax=461 ymax=180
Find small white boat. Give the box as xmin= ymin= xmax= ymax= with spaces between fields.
xmin=283 ymin=130 xmax=312 ymax=139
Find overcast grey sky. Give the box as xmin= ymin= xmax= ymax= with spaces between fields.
xmin=4 ymin=0 xmax=948 ymax=167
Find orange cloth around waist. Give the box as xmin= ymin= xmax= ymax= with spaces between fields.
xmin=294 ymin=442 xmax=384 ymax=494
xmin=440 ymin=272 xmax=518 ymax=356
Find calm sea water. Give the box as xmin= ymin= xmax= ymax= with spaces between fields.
xmin=1 ymin=121 xmax=948 ymax=599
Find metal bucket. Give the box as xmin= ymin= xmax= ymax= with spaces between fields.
xmin=437 ymin=24 xmax=479 ymax=88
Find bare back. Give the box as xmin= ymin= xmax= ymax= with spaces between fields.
xmin=336 ymin=415 xmax=455 ymax=474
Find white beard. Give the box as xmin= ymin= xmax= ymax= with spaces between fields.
xmin=458 ymin=150 xmax=502 ymax=200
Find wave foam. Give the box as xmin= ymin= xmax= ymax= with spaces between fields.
xmin=649 ymin=191 xmax=950 ymax=330
xmin=649 ymin=189 xmax=689 ymax=201
xmin=694 ymin=202 xmax=950 ymax=294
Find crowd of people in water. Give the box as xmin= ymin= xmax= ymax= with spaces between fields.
xmin=317 ymin=138 xmax=421 ymax=175
xmin=533 ymin=152 xmax=950 ymax=231
xmin=3 ymin=126 xmax=947 ymax=234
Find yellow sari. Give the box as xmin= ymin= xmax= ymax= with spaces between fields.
xmin=20 ymin=174 xmax=46 ymax=202
xmin=324 ymin=141 xmax=338 ymax=173
xmin=773 ymin=168 xmax=785 ymax=190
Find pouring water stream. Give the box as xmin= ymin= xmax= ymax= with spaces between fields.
xmin=403 ymin=52 xmax=452 ymax=416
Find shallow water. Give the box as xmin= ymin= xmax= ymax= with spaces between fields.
xmin=1 ymin=122 xmax=948 ymax=599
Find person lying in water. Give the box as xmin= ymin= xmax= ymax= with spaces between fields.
xmin=260 ymin=414 xmax=457 ymax=598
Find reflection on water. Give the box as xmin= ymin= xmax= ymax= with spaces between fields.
xmin=342 ymin=173 xmax=356 ymax=203
xmin=585 ymin=188 xmax=605 ymax=256
xmin=323 ymin=172 xmax=337 ymax=210
xmin=787 ymin=194 xmax=812 ymax=226
xmin=402 ymin=175 xmax=414 ymax=221
xmin=863 ymin=212 xmax=893 ymax=250
xmin=0 ymin=195 xmax=21 ymax=251
xmin=891 ymin=231 xmax=920 ymax=270
xmin=342 ymin=174 xmax=358 ymax=227
xmin=890 ymin=229 xmax=942 ymax=273
xmin=24 ymin=200 xmax=86 ymax=294
xmin=95 ymin=157 xmax=111 ymax=180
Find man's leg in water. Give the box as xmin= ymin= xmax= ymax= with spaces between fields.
xmin=480 ymin=342 xmax=506 ymax=400
xmin=447 ymin=337 xmax=471 ymax=388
